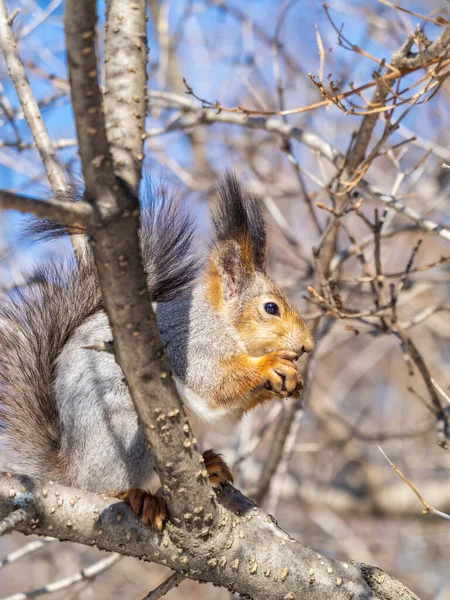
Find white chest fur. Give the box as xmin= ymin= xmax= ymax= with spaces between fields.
xmin=174 ymin=377 xmax=238 ymax=434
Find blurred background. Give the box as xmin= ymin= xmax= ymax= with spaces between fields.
xmin=1 ymin=0 xmax=450 ymax=598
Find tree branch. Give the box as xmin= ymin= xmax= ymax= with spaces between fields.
xmin=1 ymin=553 xmax=121 ymax=600
xmin=0 ymin=0 xmax=67 ymax=195
xmin=0 ymin=0 xmax=88 ymax=259
xmin=65 ymin=0 xmax=218 ymax=525
xmin=104 ymin=0 xmax=148 ymax=193
xmin=0 ymin=538 xmax=55 ymax=569
xmin=0 ymin=472 xmax=422 ymax=600
xmin=147 ymin=91 xmax=450 ymax=245
xmin=0 ymin=190 xmax=95 ymax=225
xmin=142 ymin=572 xmax=185 ymax=600
xmin=251 ymin=400 xmax=304 ymax=505
xmin=65 ymin=0 xmax=117 ymax=211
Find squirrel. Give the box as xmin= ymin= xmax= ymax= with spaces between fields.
xmin=0 ymin=173 xmax=314 ymax=530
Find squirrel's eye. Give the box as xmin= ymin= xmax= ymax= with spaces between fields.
xmin=264 ymin=302 xmax=280 ymax=316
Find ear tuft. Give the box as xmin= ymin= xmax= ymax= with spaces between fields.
xmin=212 ymin=172 xmax=267 ymax=272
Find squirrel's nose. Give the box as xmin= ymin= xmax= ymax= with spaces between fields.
xmin=301 ymin=339 xmax=314 ymax=354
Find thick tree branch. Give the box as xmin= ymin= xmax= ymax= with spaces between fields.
xmin=65 ymin=0 xmax=117 ymax=212
xmin=0 ymin=472 xmax=422 ymax=600
xmin=65 ymin=0 xmax=217 ymax=525
xmin=104 ymin=0 xmax=148 ymax=193
xmin=391 ymin=27 xmax=450 ymax=71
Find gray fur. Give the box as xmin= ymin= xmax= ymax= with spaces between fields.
xmin=54 ymin=311 xmax=152 ymax=492
xmin=157 ymin=286 xmax=247 ymax=421
xmin=0 ymin=252 xmax=102 ymax=482
xmin=0 ymin=176 xmax=279 ymax=494
xmin=0 ymin=194 xmax=200 ymax=491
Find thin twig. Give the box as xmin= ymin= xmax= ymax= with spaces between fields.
xmin=0 ymin=0 xmax=87 ymax=259
xmin=141 ymin=572 xmax=185 ymax=600
xmin=147 ymin=92 xmax=450 ymax=244
xmin=431 ymin=377 xmax=450 ymax=408
xmin=378 ymin=446 xmax=450 ymax=521
xmin=0 ymin=553 xmax=121 ymax=600
xmin=0 ymin=538 xmax=55 ymax=569
xmin=0 ymin=0 xmax=66 ymax=194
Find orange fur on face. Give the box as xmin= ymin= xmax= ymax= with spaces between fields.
xmin=235 ymin=293 xmax=314 ymax=358
xmin=203 ymin=241 xmax=313 ymax=416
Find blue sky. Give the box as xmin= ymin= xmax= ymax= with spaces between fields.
xmin=0 ymin=0 xmax=448 ymax=274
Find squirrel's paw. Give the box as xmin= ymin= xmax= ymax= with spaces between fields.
xmin=261 ymin=350 xmax=301 ymax=397
xmin=120 ymin=489 xmax=167 ymax=532
xmin=203 ymin=449 xmax=233 ymax=488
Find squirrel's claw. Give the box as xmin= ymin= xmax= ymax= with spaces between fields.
xmin=119 ymin=453 xmax=232 ymax=528
xmin=260 ymin=350 xmax=300 ymax=397
xmin=119 ymin=489 xmax=167 ymax=532
xmin=203 ymin=449 xmax=233 ymax=488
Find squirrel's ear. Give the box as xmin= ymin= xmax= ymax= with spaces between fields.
xmin=212 ymin=240 xmax=253 ymax=300
xmin=213 ymin=173 xmax=267 ymax=273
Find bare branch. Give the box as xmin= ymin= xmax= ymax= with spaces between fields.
xmin=141 ymin=572 xmax=185 ymax=600
xmin=0 ymin=471 xmax=421 ymax=600
xmin=65 ymin=0 xmax=217 ymax=524
xmin=0 ymin=507 xmax=34 ymax=536
xmin=104 ymin=0 xmax=148 ymax=193
xmin=393 ymin=325 xmax=449 ymax=448
xmin=0 ymin=0 xmax=88 ymax=259
xmin=431 ymin=377 xmax=450 ymax=408
xmin=0 ymin=0 xmax=67 ymax=195
xmin=378 ymin=446 xmax=450 ymax=521
xmin=251 ymin=401 xmax=304 ymax=505
xmin=358 ymin=184 xmax=450 ymax=244
xmin=0 ymin=538 xmax=55 ymax=569
xmin=1 ymin=553 xmax=121 ymax=600
xmin=148 ymin=90 xmax=340 ymax=162
xmin=147 ymin=92 xmax=450 ymax=244
xmin=0 ymin=190 xmax=95 ymax=225
xmin=65 ymin=0 xmax=117 ymax=209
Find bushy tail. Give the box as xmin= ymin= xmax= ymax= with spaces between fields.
xmin=20 ymin=186 xmax=200 ymax=302
xmin=0 ymin=190 xmax=200 ymax=477
xmin=0 ymin=254 xmax=102 ymax=478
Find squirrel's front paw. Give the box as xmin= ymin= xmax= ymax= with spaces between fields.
xmin=260 ymin=350 xmax=301 ymax=397
xmin=203 ymin=449 xmax=233 ymax=488
xmin=120 ymin=489 xmax=167 ymax=532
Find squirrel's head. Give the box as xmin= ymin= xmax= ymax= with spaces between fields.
xmin=206 ymin=173 xmax=314 ymax=359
